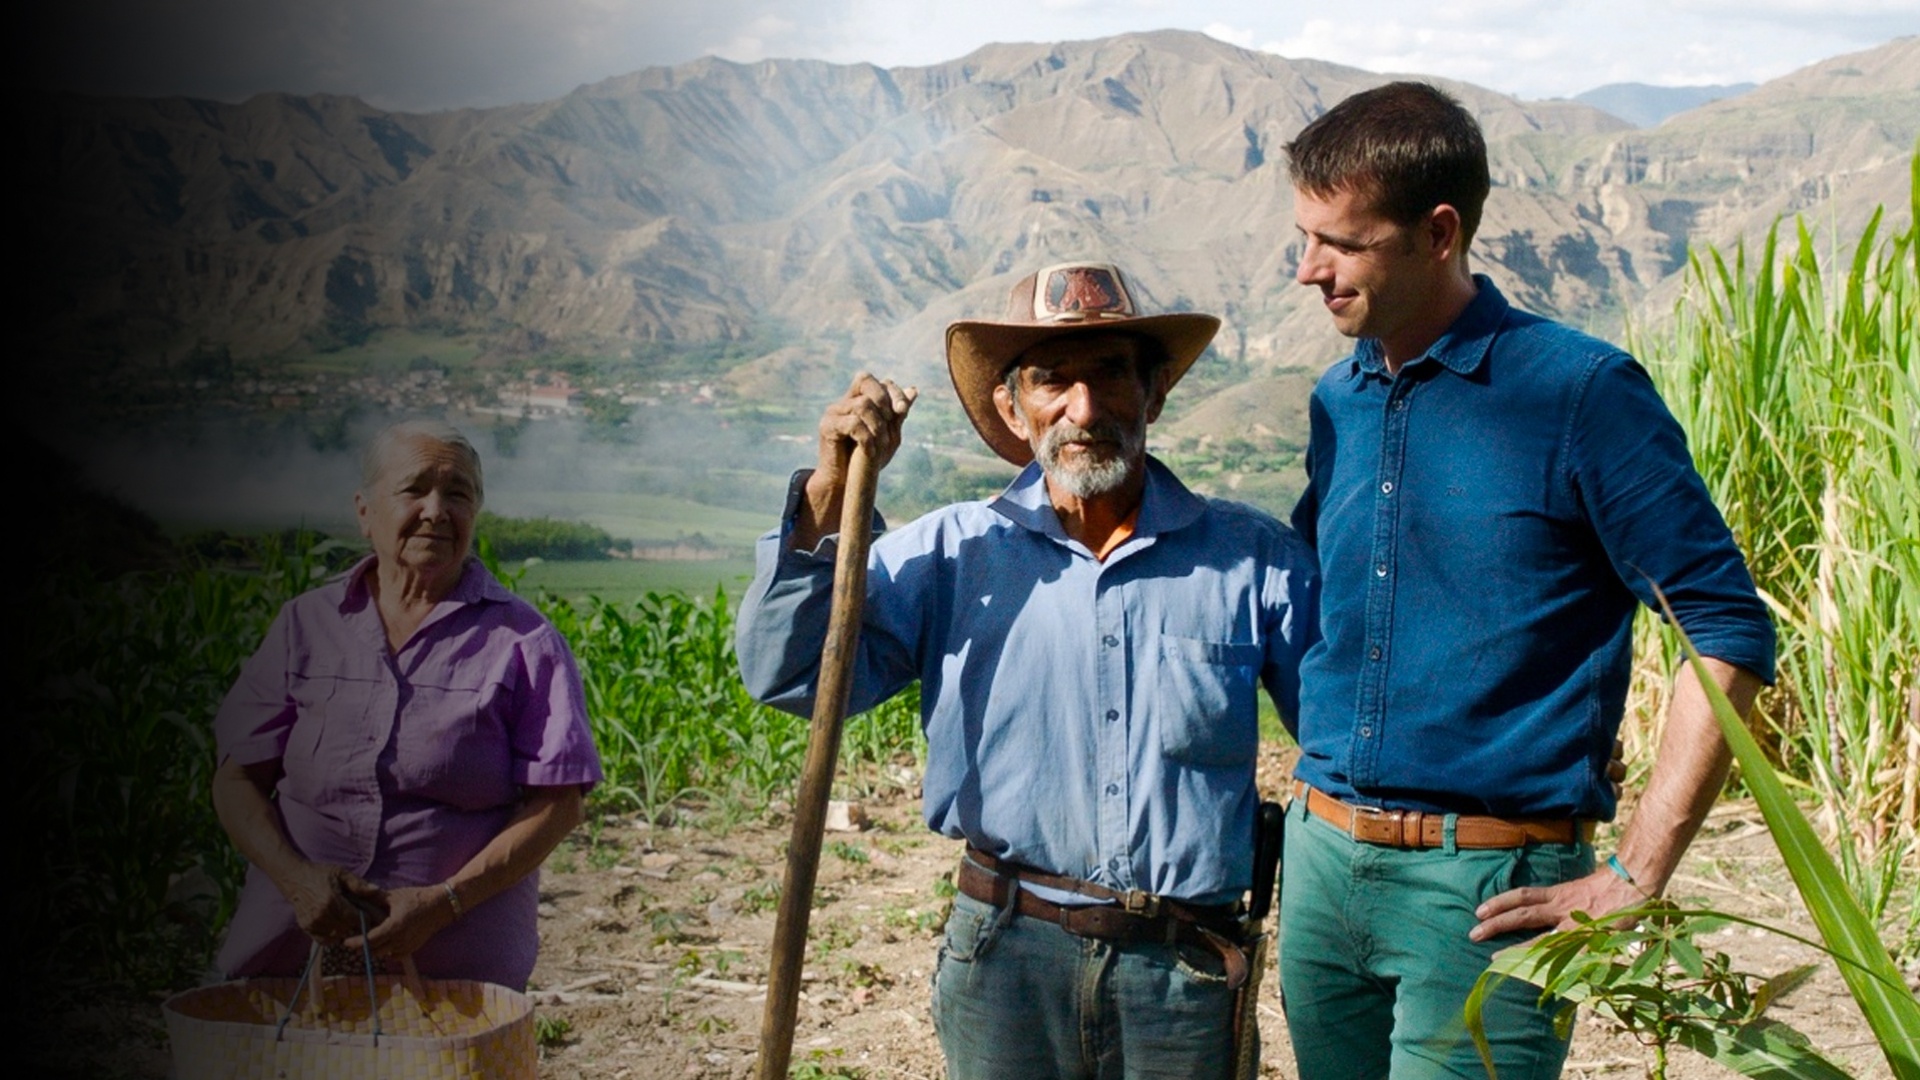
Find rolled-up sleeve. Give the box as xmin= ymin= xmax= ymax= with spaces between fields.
xmin=734 ymin=472 xmax=841 ymax=713
xmin=734 ymin=470 xmax=910 ymax=718
xmin=1569 ymin=354 xmax=1776 ymax=682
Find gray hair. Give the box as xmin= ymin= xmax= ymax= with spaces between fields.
xmin=360 ymin=419 xmax=485 ymax=503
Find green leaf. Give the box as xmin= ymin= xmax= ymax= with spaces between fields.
xmin=1653 ymin=588 xmax=1920 ymax=1080
xmin=1669 ymin=936 xmax=1706 ymax=980
xmin=1751 ymin=964 xmax=1818 ymax=1019
xmin=1627 ymin=941 xmax=1668 ymax=983
xmin=1669 ymin=1015 xmax=1856 ymax=1080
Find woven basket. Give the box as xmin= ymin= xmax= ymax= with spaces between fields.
xmin=162 ymin=966 xmax=535 ymax=1080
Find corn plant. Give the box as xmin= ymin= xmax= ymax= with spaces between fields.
xmin=1666 ymin=604 xmax=1920 ymax=1080
xmin=24 ymin=532 xmax=354 ymax=991
xmin=535 ymin=586 xmax=923 ymax=822
xmin=1633 ymin=146 xmax=1920 ymax=935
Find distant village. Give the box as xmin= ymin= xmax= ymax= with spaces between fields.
xmin=174 ymin=363 xmax=728 ymax=421
xmin=112 ymin=357 xmax=784 ymax=562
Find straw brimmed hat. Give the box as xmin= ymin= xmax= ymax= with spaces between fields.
xmin=945 ymin=261 xmax=1220 ymax=465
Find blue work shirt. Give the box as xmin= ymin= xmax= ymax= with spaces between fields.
xmin=1289 ymin=276 xmax=1774 ymax=821
xmin=738 ymin=457 xmax=1316 ymax=906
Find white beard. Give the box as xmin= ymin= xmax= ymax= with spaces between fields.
xmin=1035 ymin=418 xmax=1144 ymax=499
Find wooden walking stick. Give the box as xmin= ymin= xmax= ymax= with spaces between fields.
xmin=756 ymin=442 xmax=879 ymax=1080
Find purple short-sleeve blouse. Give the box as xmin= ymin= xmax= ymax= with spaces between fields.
xmin=214 ymin=556 xmax=602 ymax=989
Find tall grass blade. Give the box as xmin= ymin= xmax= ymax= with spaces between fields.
xmin=1655 ymin=591 xmax=1920 ymax=1079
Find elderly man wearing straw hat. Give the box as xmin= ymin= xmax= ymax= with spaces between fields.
xmin=737 ymin=261 xmax=1316 ymax=1079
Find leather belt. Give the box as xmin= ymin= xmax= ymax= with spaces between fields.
xmin=1294 ymin=781 xmax=1594 ymax=849
xmin=956 ymin=848 xmax=1249 ymax=989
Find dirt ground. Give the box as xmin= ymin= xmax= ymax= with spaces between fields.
xmin=51 ymin=746 xmax=1917 ymax=1079
xmin=524 ymin=749 xmax=1913 ymax=1080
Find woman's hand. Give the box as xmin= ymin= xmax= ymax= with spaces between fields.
xmin=212 ymin=755 xmax=391 ymax=945
xmin=326 ymin=785 xmax=585 ymax=963
xmin=346 ymin=786 xmax=587 ymax=962
xmin=345 ymin=884 xmax=456 ymax=960
xmin=283 ymin=862 xmax=386 ymax=945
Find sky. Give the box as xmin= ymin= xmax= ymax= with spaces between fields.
xmin=30 ymin=0 xmax=1920 ymax=113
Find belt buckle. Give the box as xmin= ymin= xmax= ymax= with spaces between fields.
xmin=1119 ymin=890 xmax=1162 ymax=919
xmin=1347 ymin=803 xmax=1397 ymax=845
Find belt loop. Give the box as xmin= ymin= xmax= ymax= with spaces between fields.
xmin=993 ymin=875 xmax=1022 ymax=928
xmin=980 ymin=854 xmax=1021 ymax=915
xmin=1441 ymin=813 xmax=1458 ymax=856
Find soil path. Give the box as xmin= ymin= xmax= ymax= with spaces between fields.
xmin=530 ymin=754 xmax=1904 ymax=1080
xmin=51 ymin=750 xmax=1910 ymax=1078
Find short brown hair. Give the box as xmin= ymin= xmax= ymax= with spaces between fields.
xmin=1284 ymin=81 xmax=1490 ymax=245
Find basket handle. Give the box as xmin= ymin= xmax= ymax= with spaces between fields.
xmin=397 ymin=955 xmax=450 ymax=1036
xmin=274 ymin=908 xmax=385 ymax=1044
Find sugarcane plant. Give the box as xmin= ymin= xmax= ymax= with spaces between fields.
xmin=1467 ymin=600 xmax=1920 ymax=1079
xmin=1470 ymin=151 xmax=1920 ymax=1078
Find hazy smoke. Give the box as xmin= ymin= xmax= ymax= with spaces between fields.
xmin=58 ymin=403 xmax=812 ymax=541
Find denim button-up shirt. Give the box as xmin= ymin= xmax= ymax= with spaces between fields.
xmin=1290 ymin=277 xmax=1774 ymax=821
xmin=738 ymin=457 xmax=1316 ymax=906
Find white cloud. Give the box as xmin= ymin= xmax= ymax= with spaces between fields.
xmin=1258 ymin=1 xmax=1914 ymax=98
xmin=26 ymin=0 xmax=1917 ymax=110
xmin=1268 ymin=17 xmax=1564 ymax=87
xmin=1202 ymin=23 xmax=1256 ymax=48
xmin=703 ymin=14 xmax=802 ymax=64
xmin=1679 ymin=0 xmax=1915 ymax=14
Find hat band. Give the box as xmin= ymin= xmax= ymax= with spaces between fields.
xmin=1026 ymin=263 xmax=1137 ymax=321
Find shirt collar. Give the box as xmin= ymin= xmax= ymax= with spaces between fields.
xmin=1348 ymin=273 xmax=1509 ymax=382
xmin=989 ymin=454 xmax=1206 ymax=550
xmin=336 ymin=553 xmax=512 ymax=613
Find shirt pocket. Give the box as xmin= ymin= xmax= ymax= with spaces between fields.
xmin=1155 ymin=637 xmax=1262 ymax=767
xmin=390 ymin=682 xmax=516 ymax=809
xmin=279 ymin=673 xmax=357 ymax=805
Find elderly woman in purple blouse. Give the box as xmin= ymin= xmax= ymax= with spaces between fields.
xmin=210 ymin=419 xmax=602 ymax=989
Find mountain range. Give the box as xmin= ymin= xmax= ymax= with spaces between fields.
xmin=1571 ymin=82 xmax=1758 ymax=129
xmin=28 ymin=30 xmax=1920 ymax=443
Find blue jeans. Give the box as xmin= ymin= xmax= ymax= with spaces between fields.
xmin=1278 ymin=797 xmax=1592 ymax=1080
xmin=932 ymin=890 xmax=1239 ymax=1079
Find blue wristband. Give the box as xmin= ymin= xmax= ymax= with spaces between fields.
xmin=1606 ymin=854 xmax=1637 ymax=885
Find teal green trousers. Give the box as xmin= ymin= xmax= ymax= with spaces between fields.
xmin=1278 ymin=796 xmax=1593 ymax=1079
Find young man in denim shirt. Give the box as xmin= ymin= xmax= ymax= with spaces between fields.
xmin=738 ymin=262 xmax=1316 ymax=1079
xmin=1280 ymin=82 xmax=1775 ymax=1079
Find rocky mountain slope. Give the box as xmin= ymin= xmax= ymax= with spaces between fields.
xmin=30 ymin=31 xmax=1920 ymax=411
xmin=1572 ymin=82 xmax=1757 ymax=129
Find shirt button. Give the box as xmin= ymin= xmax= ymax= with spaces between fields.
xmin=1360 ymin=726 xmax=1373 ymax=738
xmin=1369 ymin=645 xmax=1382 ymax=660
xmin=1105 ymin=709 xmax=1119 ymax=722
xmin=1103 ymin=635 xmax=1119 ymax=648
xmin=1381 ymin=481 xmax=1394 ymax=495
xmin=1394 ymin=399 xmax=1407 ymax=411
xmin=1105 ymin=783 xmax=1120 ymax=796
xmin=1375 ymin=564 xmax=1388 ymax=577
